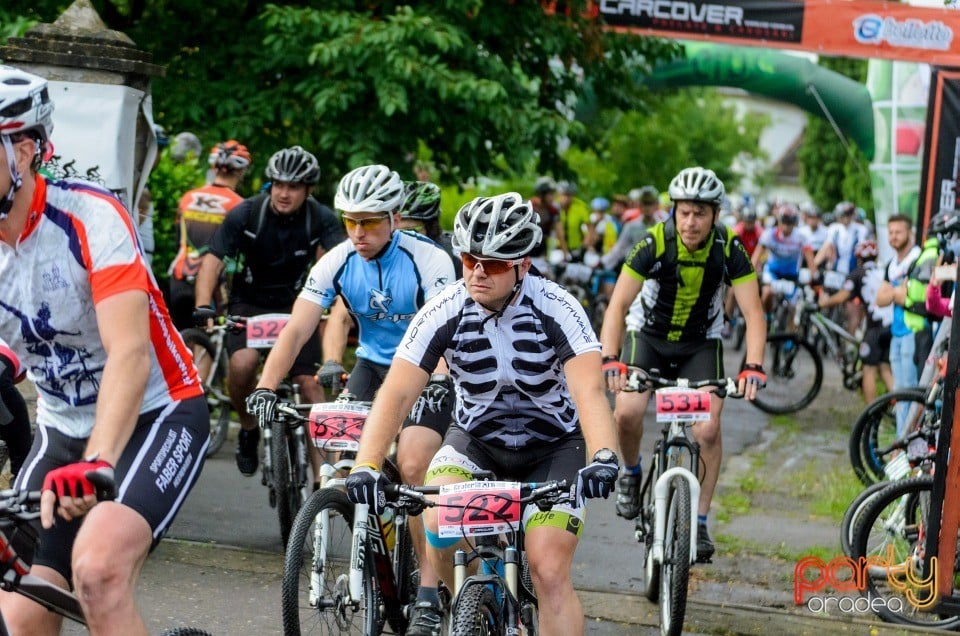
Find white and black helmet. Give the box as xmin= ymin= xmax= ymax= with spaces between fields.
xmin=265 ymin=146 xmax=320 ymax=184
xmin=668 ymin=167 xmax=725 ymax=206
xmin=334 ymin=164 xmax=404 ymax=213
xmin=451 ymin=192 xmax=543 ymax=260
xmin=0 ymin=65 xmax=54 ymax=144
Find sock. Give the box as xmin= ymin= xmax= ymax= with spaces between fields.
xmin=416 ymin=586 xmax=440 ymax=605
xmin=625 ymin=459 xmax=642 ymax=475
xmin=698 ymin=514 xmax=708 ymax=526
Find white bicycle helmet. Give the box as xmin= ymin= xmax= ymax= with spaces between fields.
xmin=0 ymin=65 xmax=54 ymax=144
xmin=208 ymin=140 xmax=251 ymax=171
xmin=668 ymin=167 xmax=725 ymax=206
xmin=334 ymin=164 xmax=404 ymax=213
xmin=451 ymin=192 xmax=543 ymax=260
xmin=265 ymin=146 xmax=320 ymax=184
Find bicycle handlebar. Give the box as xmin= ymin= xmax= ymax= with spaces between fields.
xmin=0 ymin=490 xmax=44 ymax=523
xmin=384 ymin=479 xmax=573 ymax=512
xmin=623 ymin=367 xmax=744 ymax=399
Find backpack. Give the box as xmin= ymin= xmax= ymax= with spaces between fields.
xmin=660 ymin=216 xmax=732 ymax=284
xmin=242 ymin=192 xmax=318 ymax=247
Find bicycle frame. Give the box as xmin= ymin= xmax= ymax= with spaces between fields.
xmin=0 ymin=570 xmax=85 ymax=633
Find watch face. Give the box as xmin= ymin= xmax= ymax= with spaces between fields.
xmin=594 ymin=449 xmax=617 ymax=464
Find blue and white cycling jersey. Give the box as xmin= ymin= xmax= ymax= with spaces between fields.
xmin=299 ymin=231 xmax=456 ymax=366
xmin=759 ymin=226 xmax=810 ymax=279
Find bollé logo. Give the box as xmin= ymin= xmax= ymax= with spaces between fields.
xmin=853 ymin=14 xmax=953 ymax=51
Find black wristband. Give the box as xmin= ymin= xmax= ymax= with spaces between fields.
xmin=742 ymin=363 xmax=765 ymax=373
xmin=602 ymin=355 xmax=619 ymax=364
xmin=195 ymin=303 xmax=215 ymax=311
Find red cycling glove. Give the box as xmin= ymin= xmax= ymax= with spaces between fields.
xmin=738 ymin=364 xmax=767 ymax=389
xmin=602 ymin=356 xmax=627 ymax=380
xmin=42 ymin=459 xmax=116 ymax=500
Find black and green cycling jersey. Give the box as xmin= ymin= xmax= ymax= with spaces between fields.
xmin=623 ymin=217 xmax=756 ymax=342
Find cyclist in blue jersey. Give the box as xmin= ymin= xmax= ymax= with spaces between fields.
xmin=752 ymin=204 xmax=816 ymax=316
xmin=247 ymin=164 xmax=455 ymax=636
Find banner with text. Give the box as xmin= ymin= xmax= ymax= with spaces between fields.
xmin=597 ymin=0 xmax=960 ymax=66
xmin=918 ymin=67 xmax=960 ymax=238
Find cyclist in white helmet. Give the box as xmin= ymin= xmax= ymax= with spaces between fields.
xmin=194 ymin=145 xmax=345 ymax=478
xmin=344 ymin=192 xmax=618 ymax=636
xmin=0 ymin=65 xmax=209 ymax=636
xmin=247 ymin=164 xmax=456 ymax=635
xmin=600 ymin=166 xmax=767 ymax=563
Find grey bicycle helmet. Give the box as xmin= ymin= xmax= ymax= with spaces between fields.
xmin=401 ymin=181 xmax=441 ymax=221
xmin=334 ymin=164 xmax=404 ymax=213
xmin=534 ymin=176 xmax=556 ymax=196
xmin=265 ymin=145 xmax=320 ymax=184
xmin=556 ymin=181 xmax=577 ymax=196
xmin=451 ymin=192 xmax=543 ymax=259
xmin=668 ymin=167 xmax=725 ymax=206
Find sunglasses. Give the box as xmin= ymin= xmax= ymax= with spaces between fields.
xmin=460 ymin=253 xmax=518 ymax=275
xmin=343 ymin=214 xmax=389 ymax=231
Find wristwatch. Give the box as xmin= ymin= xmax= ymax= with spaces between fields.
xmin=592 ymin=448 xmax=619 ymax=466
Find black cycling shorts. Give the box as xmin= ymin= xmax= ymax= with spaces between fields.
xmin=345 ymin=358 xmax=450 ymax=437
xmin=621 ymin=330 xmax=724 ymax=381
xmin=225 ymin=302 xmax=322 ymax=378
xmin=14 ymin=396 xmax=209 ymax=581
xmin=860 ymin=325 xmax=892 ymax=367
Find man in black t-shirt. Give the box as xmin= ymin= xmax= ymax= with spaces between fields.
xmin=819 ymin=239 xmax=893 ymax=403
xmin=194 ymin=146 xmax=345 ymax=476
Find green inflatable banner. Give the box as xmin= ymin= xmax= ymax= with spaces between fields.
xmin=633 ymin=44 xmax=876 ymax=160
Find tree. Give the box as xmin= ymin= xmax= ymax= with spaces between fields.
xmin=797 ymin=56 xmax=873 ymax=216
xmin=1 ymin=1 xmax=678 ymax=194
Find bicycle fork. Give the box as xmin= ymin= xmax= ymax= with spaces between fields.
xmin=650 ymin=468 xmax=701 ymax=567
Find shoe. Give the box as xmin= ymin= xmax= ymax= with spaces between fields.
xmin=697 ymin=522 xmax=715 ymax=563
xmin=235 ymin=427 xmax=260 ymax=476
xmin=406 ymin=600 xmax=443 ymax=636
xmin=616 ymin=473 xmax=641 ymax=520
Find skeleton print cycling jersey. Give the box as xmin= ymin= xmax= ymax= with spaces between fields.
xmin=396 ymin=275 xmax=600 ymax=449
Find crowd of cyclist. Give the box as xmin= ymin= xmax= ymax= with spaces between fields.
xmin=4 ymin=59 xmax=954 ymax=635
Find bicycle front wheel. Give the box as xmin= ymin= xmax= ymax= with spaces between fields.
xmin=282 ymin=489 xmax=355 ymax=636
xmin=849 ymin=389 xmax=927 ymax=486
xmin=659 ymin=475 xmax=691 ymax=636
xmin=271 ymin=420 xmax=300 ymax=547
xmin=840 ymin=480 xmax=888 ymax=558
xmin=849 ymin=476 xmax=960 ymax=628
xmin=180 ymin=328 xmax=230 ymax=457
xmin=750 ymin=333 xmax=822 ymax=415
xmin=451 ymin=583 xmax=500 ymax=636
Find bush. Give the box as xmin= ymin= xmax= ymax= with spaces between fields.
xmin=145 ymin=153 xmax=205 ymax=288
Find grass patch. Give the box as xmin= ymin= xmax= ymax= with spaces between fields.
xmin=770 ymin=414 xmax=800 ymax=434
xmin=786 ymin=463 xmax=862 ymax=522
xmin=716 ymin=491 xmax=751 ymax=517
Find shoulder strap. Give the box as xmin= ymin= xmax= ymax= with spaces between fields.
xmin=244 ymin=193 xmax=271 ymax=240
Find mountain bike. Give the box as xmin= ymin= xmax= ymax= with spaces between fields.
xmin=279 ymin=400 xmax=418 ymax=636
xmin=848 ymin=474 xmax=960 ymax=629
xmin=387 ymin=477 xmax=573 ymax=636
xmin=751 ymin=286 xmax=861 ymax=414
xmin=180 ymin=315 xmax=246 ymax=457
xmin=623 ymin=367 xmax=742 ymax=636
xmin=0 ymin=488 xmax=211 ymax=636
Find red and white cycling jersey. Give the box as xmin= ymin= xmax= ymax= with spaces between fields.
xmin=0 ymin=176 xmax=202 ymax=438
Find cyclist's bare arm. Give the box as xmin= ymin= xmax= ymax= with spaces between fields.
xmin=875 ymin=281 xmax=903 ymax=307
xmin=814 ymin=240 xmax=835 ymax=269
xmin=194 ymin=252 xmax=226 ymax=308
xmin=599 ymin=269 xmax=643 ymax=392
xmin=321 ymin=298 xmax=353 ymax=364
xmin=354 ymin=358 xmax=429 ymax=469
xmin=802 ymin=246 xmax=817 ymax=272
xmin=751 ymin=244 xmax=767 ymax=272
xmin=819 ymin=288 xmax=851 ymax=309
xmin=258 ymin=297 xmax=327 ymax=391
xmin=563 ymin=351 xmax=617 ymax=455
xmin=732 ymin=278 xmax=767 ymax=399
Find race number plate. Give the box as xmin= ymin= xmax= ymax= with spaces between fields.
xmin=655 ymin=387 xmax=711 ymax=423
xmin=245 ymin=313 xmax=290 ymax=349
xmin=438 ymin=481 xmax=522 ymax=538
xmin=307 ymin=401 xmax=370 ymax=450
xmin=823 ymin=270 xmax=846 ymax=290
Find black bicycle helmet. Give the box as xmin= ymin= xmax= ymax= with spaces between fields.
xmin=265 ymin=146 xmax=320 ymax=184
xmin=401 ymin=181 xmax=441 ymax=222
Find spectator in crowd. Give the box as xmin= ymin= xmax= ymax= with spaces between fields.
xmin=555 ymin=181 xmax=592 ymax=262
xmin=170 ymin=131 xmax=203 ymax=164
xmin=529 ymin=176 xmax=560 ymax=274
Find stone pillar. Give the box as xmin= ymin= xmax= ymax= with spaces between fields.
xmin=0 ymin=0 xmax=164 ymax=210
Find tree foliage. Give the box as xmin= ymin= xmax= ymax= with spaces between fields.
xmin=1 ymin=1 xmax=678 ymax=196
xmin=797 ymin=56 xmax=873 ymax=216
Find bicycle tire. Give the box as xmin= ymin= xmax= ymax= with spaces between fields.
xmin=451 ymin=583 xmax=500 ymax=636
xmin=158 ymin=629 xmax=213 ymax=636
xmin=848 ymin=389 xmax=926 ymax=486
xmin=733 ymin=314 xmax=746 ymax=352
xmin=659 ymin=475 xmax=691 ymax=636
xmin=387 ymin=518 xmax=418 ymax=634
xmin=272 ymin=419 xmax=304 ymax=548
xmin=591 ymin=294 xmax=608 ymax=338
xmin=840 ymin=480 xmax=888 ymax=557
xmin=281 ymin=488 xmax=355 ymax=636
xmin=750 ymin=333 xmax=822 ymax=415
xmin=180 ymin=328 xmax=231 ymax=457
xmin=641 ymin=461 xmax=660 ymax=603
xmin=849 ymin=475 xmax=960 ymax=628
